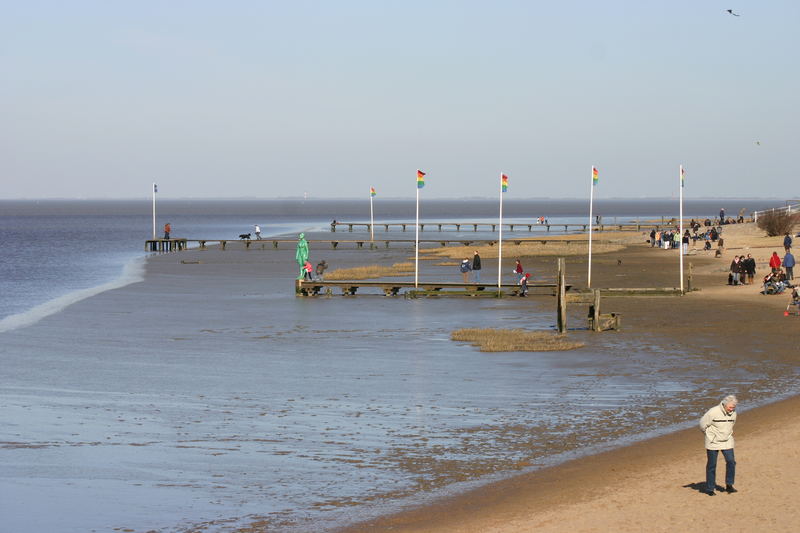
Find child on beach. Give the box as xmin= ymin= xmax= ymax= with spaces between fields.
xmin=460 ymin=258 xmax=472 ymax=283
xmin=519 ymin=273 xmax=530 ymax=297
xmin=303 ymin=260 xmax=313 ymax=281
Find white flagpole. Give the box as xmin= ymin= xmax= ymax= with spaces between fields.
xmin=588 ymin=167 xmax=595 ymax=288
xmin=152 ymin=182 xmax=157 ymax=240
xmin=679 ymin=165 xmax=684 ymax=293
xmin=497 ymin=173 xmax=504 ymax=290
xmin=369 ymin=190 xmax=375 ymax=242
xmin=414 ymin=186 xmax=420 ymax=288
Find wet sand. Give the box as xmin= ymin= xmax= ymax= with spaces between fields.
xmin=340 ymin=222 xmax=800 ymax=533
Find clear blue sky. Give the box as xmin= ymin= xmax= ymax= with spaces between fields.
xmin=1 ymin=1 xmax=797 ymax=199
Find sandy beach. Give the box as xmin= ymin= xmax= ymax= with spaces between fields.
xmin=340 ymin=221 xmax=800 ymax=533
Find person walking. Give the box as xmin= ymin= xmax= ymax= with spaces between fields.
xmin=682 ymin=230 xmax=690 ymax=255
xmin=518 ymin=272 xmax=530 ymax=297
xmin=254 ymin=224 xmax=262 ymax=240
xmin=769 ymin=251 xmax=782 ymax=273
xmin=163 ymin=222 xmax=171 ymax=239
xmin=699 ymin=395 xmax=738 ymax=496
xmin=303 ymin=260 xmax=313 ymax=281
xmin=649 ymin=229 xmax=656 ymax=247
xmin=783 ymin=250 xmax=795 ymax=280
xmin=460 ymin=258 xmax=472 ymax=283
xmin=472 ymin=250 xmax=482 ymax=283
xmin=744 ymin=253 xmax=756 ymax=284
xmin=784 ymin=233 xmax=793 ymax=252
xmin=729 ymin=256 xmax=742 ymax=285
xmin=315 ymin=260 xmax=328 ymax=281
xmin=514 ymin=259 xmax=524 ymax=282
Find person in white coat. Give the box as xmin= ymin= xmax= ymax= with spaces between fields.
xmin=699 ymin=394 xmax=738 ymax=496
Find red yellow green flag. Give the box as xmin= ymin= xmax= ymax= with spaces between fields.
xmin=501 ymin=173 xmax=508 ymax=192
xmin=370 ymin=187 xmax=376 ymax=197
xmin=592 ymin=166 xmax=599 ymax=185
xmin=417 ymin=170 xmax=426 ymax=189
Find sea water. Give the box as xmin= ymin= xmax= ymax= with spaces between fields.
xmin=1 ymin=197 xmax=791 ymax=532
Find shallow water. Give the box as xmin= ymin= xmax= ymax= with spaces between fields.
xmin=2 ymin=251 xmax=798 ymax=532
xmin=1 ymin=198 xmax=795 ymax=532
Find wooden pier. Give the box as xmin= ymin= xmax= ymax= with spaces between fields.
xmin=146 ymin=238 xmax=188 ymax=252
xmin=295 ymin=279 xmax=570 ymax=297
xmin=146 ymin=237 xmax=607 ymax=252
xmin=331 ymin=221 xmax=660 ymax=233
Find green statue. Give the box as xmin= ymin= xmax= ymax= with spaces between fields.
xmin=295 ymin=232 xmax=309 ymax=279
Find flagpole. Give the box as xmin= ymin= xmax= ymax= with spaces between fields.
xmin=414 ymin=186 xmax=420 ymax=288
xmin=497 ymin=173 xmax=504 ymax=290
xmin=369 ymin=189 xmax=374 ymax=242
xmin=679 ymin=165 xmax=684 ymax=293
xmin=152 ymin=182 xmax=157 ymax=240
xmin=588 ymin=167 xmax=595 ymax=288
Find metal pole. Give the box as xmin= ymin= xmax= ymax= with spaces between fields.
xmin=369 ymin=191 xmax=374 ymax=242
xmin=152 ymin=182 xmax=156 ymax=240
xmin=497 ymin=173 xmax=504 ymax=290
xmin=588 ymin=167 xmax=595 ymax=287
xmin=679 ymin=165 xmax=684 ymax=294
xmin=414 ymin=186 xmax=419 ymax=288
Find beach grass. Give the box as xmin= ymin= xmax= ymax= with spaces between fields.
xmin=452 ymin=328 xmax=584 ymax=352
xmin=326 ymin=262 xmax=414 ymax=280
xmin=421 ymin=240 xmax=625 ymax=260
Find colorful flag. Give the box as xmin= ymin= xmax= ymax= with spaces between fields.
xmin=370 ymin=186 xmax=376 ymax=197
xmin=592 ymin=167 xmax=598 ymax=185
xmin=501 ymin=173 xmax=508 ymax=193
xmin=417 ymin=170 xmax=426 ymax=189
xmin=681 ymin=167 xmax=685 ymax=188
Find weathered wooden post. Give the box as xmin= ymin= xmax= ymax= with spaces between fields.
xmin=687 ymin=262 xmax=693 ymax=292
xmin=592 ymin=289 xmax=601 ymax=332
xmin=557 ymin=257 xmax=567 ymax=333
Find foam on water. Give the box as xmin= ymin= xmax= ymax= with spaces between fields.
xmin=0 ymin=257 xmax=146 ymax=333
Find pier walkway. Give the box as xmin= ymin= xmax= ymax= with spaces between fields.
xmin=295 ymin=279 xmax=569 ymax=297
xmin=331 ymin=221 xmax=660 ymax=233
xmin=146 ymin=237 xmax=609 ymax=252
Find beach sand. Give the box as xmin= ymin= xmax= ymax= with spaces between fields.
xmin=340 ymin=222 xmax=800 ymax=533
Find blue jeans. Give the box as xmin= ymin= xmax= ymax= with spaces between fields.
xmin=473 ymin=269 xmax=481 ymax=283
xmin=706 ymin=448 xmax=735 ymax=491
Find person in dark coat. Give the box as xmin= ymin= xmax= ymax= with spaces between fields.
xmin=784 ymin=233 xmax=793 ymax=252
xmin=472 ymin=250 xmax=482 ymax=283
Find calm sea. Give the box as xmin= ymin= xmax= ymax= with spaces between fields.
xmin=2 ymin=197 xmax=792 ymax=533
xmin=0 ymin=197 xmax=767 ymax=328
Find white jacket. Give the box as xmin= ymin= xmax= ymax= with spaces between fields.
xmin=699 ymin=402 xmax=737 ymax=450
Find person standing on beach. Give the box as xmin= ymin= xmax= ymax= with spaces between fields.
xmin=699 ymin=395 xmax=738 ymax=496
xmin=784 ymin=233 xmax=793 ymax=252
xmin=744 ymin=253 xmax=756 ymax=284
xmin=719 ymin=208 xmax=726 ymax=225
xmin=460 ymin=258 xmax=472 ymax=283
xmin=164 ymin=222 xmax=171 ymax=239
xmin=769 ymin=251 xmax=782 ymax=273
xmin=472 ymin=250 xmax=482 ymax=283
xmin=783 ymin=250 xmax=795 ymax=280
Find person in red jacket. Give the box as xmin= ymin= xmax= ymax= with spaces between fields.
xmin=769 ymin=251 xmax=782 ymax=273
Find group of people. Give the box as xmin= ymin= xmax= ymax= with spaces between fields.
xmin=301 ymin=259 xmax=328 ymax=281
xmin=458 ymin=253 xmax=531 ymax=296
xmin=649 ymin=228 xmax=691 ymax=253
xmin=728 ymin=254 xmax=756 ymax=285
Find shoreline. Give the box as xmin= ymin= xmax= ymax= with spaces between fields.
xmin=340 ymin=394 xmax=800 ymax=533
xmin=338 ymin=221 xmax=800 ymax=532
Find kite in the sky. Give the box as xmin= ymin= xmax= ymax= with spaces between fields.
xmin=726 ymin=9 xmax=740 ymax=16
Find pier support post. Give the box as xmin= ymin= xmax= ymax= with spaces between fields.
xmin=557 ymin=257 xmax=567 ymax=333
xmin=687 ymin=262 xmax=693 ymax=292
xmin=592 ymin=289 xmax=601 ymax=332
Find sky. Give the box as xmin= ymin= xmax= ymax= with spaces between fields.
xmin=1 ymin=1 xmax=798 ymax=200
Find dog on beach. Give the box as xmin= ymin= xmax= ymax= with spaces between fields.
xmin=239 ymin=233 xmax=251 ymax=240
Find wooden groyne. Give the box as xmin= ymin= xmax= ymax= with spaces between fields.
xmin=331 ymin=222 xmax=660 ymax=233
xmin=146 ymin=237 xmax=608 ymax=252
xmin=295 ymin=279 xmax=570 ymax=297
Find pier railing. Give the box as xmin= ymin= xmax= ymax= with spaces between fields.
xmin=753 ymin=201 xmax=800 ymax=221
xmin=330 ymin=222 xmax=660 ymax=233
xmin=146 ymin=237 xmax=612 ymax=252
